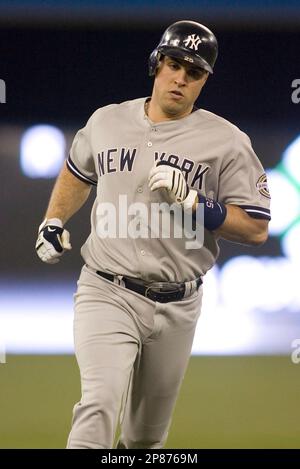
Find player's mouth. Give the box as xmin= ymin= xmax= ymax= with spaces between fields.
xmin=169 ymin=90 xmax=184 ymax=99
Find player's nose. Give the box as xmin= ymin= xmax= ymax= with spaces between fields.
xmin=174 ymin=68 xmax=188 ymax=86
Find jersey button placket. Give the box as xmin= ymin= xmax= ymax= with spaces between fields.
xmin=133 ymin=126 xmax=155 ymax=276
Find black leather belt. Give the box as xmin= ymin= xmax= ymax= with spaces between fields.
xmin=96 ymin=270 xmax=202 ymax=303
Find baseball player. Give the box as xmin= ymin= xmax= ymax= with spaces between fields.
xmin=35 ymin=20 xmax=271 ymax=449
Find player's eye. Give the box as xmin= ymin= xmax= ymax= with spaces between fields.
xmin=168 ymin=61 xmax=180 ymax=70
xmin=188 ymin=69 xmax=205 ymax=80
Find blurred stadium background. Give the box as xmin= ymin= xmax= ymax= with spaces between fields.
xmin=1 ymin=0 xmax=300 ymax=448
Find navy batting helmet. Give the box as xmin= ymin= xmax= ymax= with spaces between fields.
xmin=148 ymin=20 xmax=218 ymax=76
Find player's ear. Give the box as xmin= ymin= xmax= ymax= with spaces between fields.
xmin=155 ymin=54 xmax=165 ymax=76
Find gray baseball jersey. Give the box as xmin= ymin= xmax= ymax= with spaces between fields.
xmin=67 ymin=97 xmax=270 ymax=282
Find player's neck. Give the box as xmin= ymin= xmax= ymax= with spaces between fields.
xmin=145 ymin=98 xmax=193 ymax=123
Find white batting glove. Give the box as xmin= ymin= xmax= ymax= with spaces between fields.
xmin=35 ymin=218 xmax=72 ymax=264
xmin=148 ymin=161 xmax=198 ymax=210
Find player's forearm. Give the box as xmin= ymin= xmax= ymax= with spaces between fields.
xmin=214 ymin=204 xmax=269 ymax=246
xmin=45 ymin=162 xmax=92 ymax=224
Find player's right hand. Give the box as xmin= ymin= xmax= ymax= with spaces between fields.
xmin=148 ymin=161 xmax=198 ymax=210
xmin=35 ymin=218 xmax=72 ymax=264
xmin=148 ymin=161 xmax=189 ymax=203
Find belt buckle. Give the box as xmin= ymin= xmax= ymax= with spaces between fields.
xmin=145 ymin=283 xmax=182 ymax=303
xmin=145 ymin=286 xmax=155 ymax=300
xmin=145 ymin=285 xmax=163 ymax=300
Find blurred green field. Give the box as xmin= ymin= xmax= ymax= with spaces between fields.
xmin=0 ymin=355 xmax=299 ymax=448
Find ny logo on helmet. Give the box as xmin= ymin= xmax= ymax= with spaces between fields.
xmin=183 ymin=34 xmax=202 ymax=51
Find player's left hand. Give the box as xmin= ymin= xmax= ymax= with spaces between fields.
xmin=148 ymin=161 xmax=190 ymax=204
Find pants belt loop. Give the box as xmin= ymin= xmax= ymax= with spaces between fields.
xmin=114 ymin=275 xmax=125 ymax=288
xmin=183 ymin=279 xmax=197 ymax=298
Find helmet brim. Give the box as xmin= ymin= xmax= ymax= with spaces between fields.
xmin=158 ymin=46 xmax=213 ymax=74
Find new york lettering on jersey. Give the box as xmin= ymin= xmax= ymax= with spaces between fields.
xmin=96 ymin=147 xmax=210 ymax=192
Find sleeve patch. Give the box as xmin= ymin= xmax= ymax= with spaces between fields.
xmin=256 ymin=173 xmax=270 ymax=199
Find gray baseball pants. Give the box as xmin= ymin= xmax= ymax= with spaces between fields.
xmin=67 ymin=265 xmax=202 ymax=449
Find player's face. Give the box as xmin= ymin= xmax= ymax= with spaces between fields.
xmin=150 ymin=56 xmax=208 ymax=121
